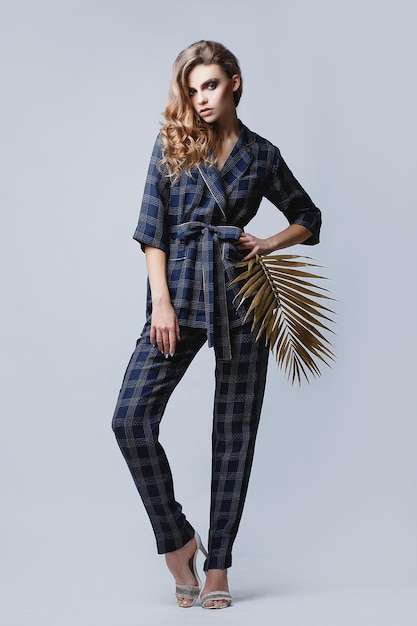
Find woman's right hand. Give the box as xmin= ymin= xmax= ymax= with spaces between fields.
xmin=150 ymin=301 xmax=180 ymax=357
xmin=144 ymin=245 xmax=180 ymax=357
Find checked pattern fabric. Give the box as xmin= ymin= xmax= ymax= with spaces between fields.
xmin=112 ymin=321 xmax=269 ymax=571
xmin=133 ymin=123 xmax=322 ymax=357
xmin=174 ymin=221 xmax=242 ymax=360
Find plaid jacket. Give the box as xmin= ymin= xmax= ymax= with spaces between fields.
xmin=133 ymin=123 xmax=322 ymax=359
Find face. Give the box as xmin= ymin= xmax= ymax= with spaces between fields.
xmin=187 ymin=64 xmax=240 ymax=124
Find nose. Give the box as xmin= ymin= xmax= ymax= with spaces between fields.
xmin=197 ymin=91 xmax=208 ymax=105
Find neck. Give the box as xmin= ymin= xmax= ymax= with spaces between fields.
xmin=215 ymin=114 xmax=241 ymax=143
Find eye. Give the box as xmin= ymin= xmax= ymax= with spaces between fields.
xmin=189 ymin=88 xmax=197 ymax=97
xmin=207 ymin=81 xmax=218 ymax=90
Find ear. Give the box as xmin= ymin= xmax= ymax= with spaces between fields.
xmin=231 ymin=74 xmax=241 ymax=92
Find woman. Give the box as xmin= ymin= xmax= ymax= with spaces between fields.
xmin=112 ymin=40 xmax=321 ymax=609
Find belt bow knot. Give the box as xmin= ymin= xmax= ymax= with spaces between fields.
xmin=174 ymin=221 xmax=242 ymax=360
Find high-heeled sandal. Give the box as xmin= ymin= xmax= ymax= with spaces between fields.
xmin=200 ymin=590 xmax=232 ymax=609
xmin=175 ymin=531 xmax=208 ymax=608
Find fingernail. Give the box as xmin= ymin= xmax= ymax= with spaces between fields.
xmin=165 ymin=354 xmax=169 ymax=359
xmin=170 ymin=353 xmax=174 ymax=357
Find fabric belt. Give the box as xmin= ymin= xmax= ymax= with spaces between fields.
xmin=174 ymin=221 xmax=242 ymax=360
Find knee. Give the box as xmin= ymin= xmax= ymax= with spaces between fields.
xmin=112 ymin=398 xmax=138 ymax=442
xmin=112 ymin=407 xmax=160 ymax=449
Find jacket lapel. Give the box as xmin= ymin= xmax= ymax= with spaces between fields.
xmin=198 ymin=163 xmax=228 ymax=219
xmin=221 ymin=125 xmax=255 ymax=195
xmin=199 ymin=124 xmax=255 ymax=218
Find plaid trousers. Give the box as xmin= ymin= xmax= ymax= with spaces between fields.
xmin=112 ymin=319 xmax=269 ymax=571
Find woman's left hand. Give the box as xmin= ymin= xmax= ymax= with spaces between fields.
xmin=236 ymin=225 xmax=314 ymax=260
xmin=236 ymin=233 xmax=273 ymax=260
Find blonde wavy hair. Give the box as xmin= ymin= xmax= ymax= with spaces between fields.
xmin=160 ymin=40 xmax=243 ymax=181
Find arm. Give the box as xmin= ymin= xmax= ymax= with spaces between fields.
xmin=145 ymin=245 xmax=180 ymax=357
xmin=133 ymin=136 xmax=178 ymax=355
xmin=238 ymin=146 xmax=321 ymax=259
xmin=236 ymin=224 xmax=313 ymax=260
xmin=133 ymin=134 xmax=170 ymax=252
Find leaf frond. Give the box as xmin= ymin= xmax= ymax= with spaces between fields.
xmin=231 ymin=254 xmax=336 ymax=385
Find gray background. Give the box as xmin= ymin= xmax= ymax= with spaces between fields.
xmin=1 ymin=0 xmax=416 ymax=624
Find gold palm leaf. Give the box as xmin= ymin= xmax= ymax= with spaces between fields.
xmin=231 ymin=254 xmax=336 ymax=385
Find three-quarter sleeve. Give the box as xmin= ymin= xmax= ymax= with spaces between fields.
xmin=264 ymin=147 xmax=322 ymax=245
xmin=133 ymin=134 xmax=171 ymax=252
